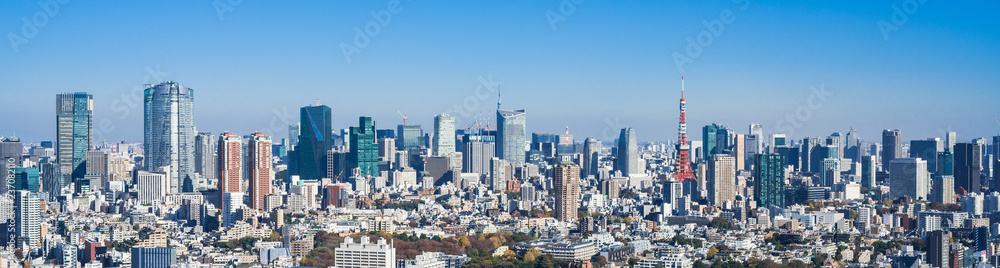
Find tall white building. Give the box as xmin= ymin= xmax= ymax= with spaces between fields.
xmin=335 ymin=236 xmax=396 ymax=268
xmin=136 ymin=170 xmax=168 ymax=204
xmin=432 ymin=114 xmax=456 ymax=157
xmin=222 ymin=192 xmax=244 ymax=227
xmin=14 ymin=190 xmax=40 ymax=246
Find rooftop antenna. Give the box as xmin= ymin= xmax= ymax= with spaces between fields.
xmin=564 ymin=126 xmax=570 ymax=144
xmin=681 ymin=70 xmax=685 ymax=101
xmin=315 ymin=98 xmax=320 ymax=106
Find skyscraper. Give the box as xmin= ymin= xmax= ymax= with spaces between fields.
xmin=432 ymin=114 xmax=456 ymax=157
xmin=754 ymin=154 xmax=786 ymax=208
xmin=297 ymin=104 xmax=332 ymax=181
xmin=707 ymin=154 xmax=736 ymax=206
xmin=552 ymin=162 xmax=580 ymax=223
xmin=13 ymin=168 xmax=40 ymax=193
xmin=194 ymin=132 xmax=216 ymax=184
xmin=861 ymin=155 xmax=876 ymax=188
xmin=844 ymin=128 xmax=861 ymax=162
xmin=396 ymin=124 xmax=422 ymax=151
xmin=288 ymin=123 xmax=300 ymax=151
xmin=248 ymin=133 xmax=272 ymax=210
xmin=55 ymin=92 xmax=92 ymax=179
xmin=616 ymin=128 xmax=639 ymax=175
xmin=703 ymin=124 xmax=721 ymax=156
xmin=144 ymin=82 xmax=196 ymax=193
xmin=497 ymin=109 xmax=527 ymax=166
xmin=0 ymin=137 xmax=22 ymax=163
xmin=910 ymin=138 xmax=942 ymax=174
xmin=801 ymin=137 xmax=822 ymax=174
xmin=945 ymin=131 xmax=957 ymax=153
xmin=732 ymin=134 xmax=746 ymax=171
xmin=461 ymin=132 xmax=495 ymax=175
xmin=889 ymin=158 xmax=928 ymax=200
xmin=217 ymin=133 xmax=242 ymax=206
xmin=882 ymin=129 xmax=902 ymax=167
xmin=770 ymin=134 xmax=787 ymax=152
xmin=932 ymin=175 xmax=955 ymax=204
xmin=348 ymin=117 xmax=379 ymax=178
xmin=954 ymin=143 xmax=981 ymax=194
xmin=582 ymin=138 xmax=600 ymax=179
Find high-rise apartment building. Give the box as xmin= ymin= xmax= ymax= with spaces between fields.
xmin=553 ymin=162 xmax=580 ymax=223
xmin=248 ymin=133 xmax=272 ymax=210
xmin=217 ymin=133 xmax=242 ymax=206
xmin=14 ymin=190 xmax=40 ymax=246
xmin=194 ymin=132 xmax=216 ymax=183
xmin=707 ymin=154 xmax=736 ymax=206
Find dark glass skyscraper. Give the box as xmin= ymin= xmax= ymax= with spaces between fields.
xmin=296 ymin=104 xmax=332 ymax=180
xmin=910 ymin=138 xmax=941 ymax=174
xmin=954 ymin=143 xmax=981 ymax=194
xmin=348 ymin=117 xmax=379 ymax=178
xmin=703 ymin=124 xmax=721 ymax=157
xmin=754 ymin=154 xmax=786 ymax=208
xmin=55 ymin=92 xmax=92 ymax=179
xmin=144 ymin=82 xmax=195 ymax=193
xmin=882 ymin=129 xmax=902 ymax=166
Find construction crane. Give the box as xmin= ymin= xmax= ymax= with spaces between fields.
xmin=397 ymin=110 xmax=408 ymax=125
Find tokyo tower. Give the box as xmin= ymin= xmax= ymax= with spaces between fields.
xmin=673 ymin=76 xmax=697 ymax=181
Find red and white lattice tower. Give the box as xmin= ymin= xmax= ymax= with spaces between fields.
xmin=673 ymin=76 xmax=697 ymax=181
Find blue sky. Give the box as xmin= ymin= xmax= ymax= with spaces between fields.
xmin=1 ymin=1 xmax=998 ymax=145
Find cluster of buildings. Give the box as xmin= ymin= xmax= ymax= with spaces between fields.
xmin=1 ymin=80 xmax=999 ymax=268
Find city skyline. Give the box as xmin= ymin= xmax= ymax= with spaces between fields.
xmin=1 ymin=1 xmax=999 ymax=144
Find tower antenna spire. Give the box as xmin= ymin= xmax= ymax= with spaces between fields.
xmin=497 ymin=83 xmax=502 ymax=110
xmin=673 ymin=72 xmax=696 ymax=182
xmin=681 ymin=70 xmax=685 ymax=100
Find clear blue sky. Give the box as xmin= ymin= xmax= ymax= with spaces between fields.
xmin=1 ymin=1 xmax=998 ymax=145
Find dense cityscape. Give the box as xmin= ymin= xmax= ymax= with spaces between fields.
xmin=0 ymin=74 xmax=996 ymax=268
xmin=3 ymin=1 xmax=999 ymax=268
